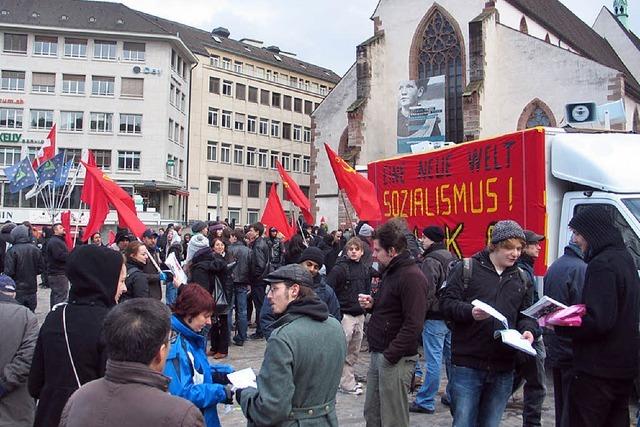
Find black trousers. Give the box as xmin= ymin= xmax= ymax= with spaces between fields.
xmin=568 ymin=371 xmax=633 ymax=427
xmin=552 ymin=367 xmax=573 ymax=427
xmin=209 ymin=314 xmax=229 ymax=354
xmin=251 ymin=284 xmax=266 ymax=334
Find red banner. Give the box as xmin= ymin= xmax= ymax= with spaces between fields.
xmin=368 ymin=129 xmax=548 ymax=273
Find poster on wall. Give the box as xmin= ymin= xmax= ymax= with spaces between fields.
xmin=396 ymin=75 xmax=446 ymax=154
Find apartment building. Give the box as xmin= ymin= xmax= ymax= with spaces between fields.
xmin=0 ymin=0 xmax=195 ymax=224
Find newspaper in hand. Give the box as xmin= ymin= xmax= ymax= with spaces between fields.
xmin=521 ymin=296 xmax=567 ymax=320
xmin=472 ymin=299 xmax=536 ymax=356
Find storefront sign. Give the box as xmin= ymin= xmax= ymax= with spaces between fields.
xmin=0 ymin=133 xmax=21 ymax=143
xmin=0 ymin=98 xmax=24 ymax=105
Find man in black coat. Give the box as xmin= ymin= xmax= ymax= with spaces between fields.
xmin=45 ymin=223 xmax=69 ymax=309
xmin=556 ymin=206 xmax=640 ymax=427
xmin=247 ymin=222 xmax=271 ymax=340
xmin=4 ymin=224 xmax=44 ymax=311
xmin=227 ymin=229 xmax=252 ymax=346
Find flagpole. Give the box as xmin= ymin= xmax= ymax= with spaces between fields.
xmin=340 ymin=190 xmax=356 ymax=234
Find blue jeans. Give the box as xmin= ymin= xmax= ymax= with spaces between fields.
xmin=234 ymin=285 xmax=249 ymax=342
xmin=165 ymin=281 xmax=178 ymax=306
xmin=450 ymin=365 xmax=513 ymax=427
xmin=415 ymin=319 xmax=451 ymax=410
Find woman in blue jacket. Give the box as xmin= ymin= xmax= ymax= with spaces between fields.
xmin=164 ymin=284 xmax=234 ymax=427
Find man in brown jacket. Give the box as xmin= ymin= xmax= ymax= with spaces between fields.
xmin=60 ymin=298 xmax=203 ymax=427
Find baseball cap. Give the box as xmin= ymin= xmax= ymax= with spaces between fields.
xmin=263 ymin=264 xmax=314 ymax=288
xmin=142 ymin=229 xmax=158 ymax=238
xmin=0 ymin=274 xmax=16 ymax=293
xmin=524 ymin=230 xmax=544 ymax=244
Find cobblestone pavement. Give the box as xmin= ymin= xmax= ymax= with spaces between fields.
xmin=34 ymin=288 xmax=638 ymax=426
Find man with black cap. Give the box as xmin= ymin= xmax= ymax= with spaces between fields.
xmin=46 ymin=223 xmax=70 ymax=309
xmin=556 ymin=206 xmax=640 ymax=427
xmin=236 ymin=264 xmax=346 ymax=426
xmin=441 ymin=220 xmax=538 ymax=427
xmin=110 ymin=231 xmax=131 ymax=253
xmin=142 ymin=229 xmax=165 ymax=300
xmin=513 ymin=229 xmax=547 ymax=427
xmin=410 ymin=225 xmax=452 ymax=414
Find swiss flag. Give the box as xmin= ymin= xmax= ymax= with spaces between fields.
xmin=32 ymin=124 xmax=56 ymax=168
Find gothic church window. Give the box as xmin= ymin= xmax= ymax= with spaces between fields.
xmin=517 ymin=98 xmax=557 ymax=130
xmin=520 ymin=17 xmax=528 ymax=34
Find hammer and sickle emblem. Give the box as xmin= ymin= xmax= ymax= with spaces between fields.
xmin=336 ymin=156 xmax=356 ymax=174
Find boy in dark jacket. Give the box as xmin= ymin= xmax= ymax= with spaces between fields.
xmin=556 ymin=206 xmax=640 ymax=427
xmin=4 ymin=224 xmax=44 ymax=311
xmin=227 ymin=229 xmax=253 ymax=345
xmin=441 ymin=220 xmax=537 ymax=427
xmin=45 ymin=223 xmax=69 ymax=309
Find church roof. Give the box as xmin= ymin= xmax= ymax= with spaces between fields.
xmin=507 ymin=0 xmax=640 ymax=98
xmin=605 ymin=7 xmax=640 ymax=53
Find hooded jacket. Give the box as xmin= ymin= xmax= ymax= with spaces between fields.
xmin=556 ymin=208 xmax=640 ymax=379
xmin=4 ymin=225 xmax=44 ymax=296
xmin=186 ymin=233 xmax=210 ymax=263
xmin=29 ymin=245 xmax=123 ymax=427
xmin=440 ymin=249 xmax=538 ymax=373
xmin=0 ymin=222 xmax=16 ymax=274
xmin=327 ymin=255 xmax=372 ymax=316
xmin=46 ymin=235 xmax=68 ymax=275
xmin=240 ymin=295 xmax=346 ymax=427
xmin=190 ymin=248 xmax=234 ymax=309
xmin=543 ymin=244 xmax=586 ymax=368
xmin=366 ymin=250 xmax=430 ymax=364
xmin=121 ymin=259 xmax=150 ymax=300
xmin=164 ymin=314 xmax=232 ymax=427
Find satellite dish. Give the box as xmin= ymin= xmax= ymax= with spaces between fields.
xmin=132 ymin=66 xmax=141 ymax=74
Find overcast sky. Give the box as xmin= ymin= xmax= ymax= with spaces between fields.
xmin=108 ymin=0 xmax=639 ymax=76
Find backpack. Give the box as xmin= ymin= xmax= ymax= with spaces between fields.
xmin=424 ymin=249 xmax=457 ymax=292
xmin=457 ymin=257 xmax=530 ymax=293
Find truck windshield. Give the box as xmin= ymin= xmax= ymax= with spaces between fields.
xmin=623 ymin=198 xmax=640 ymax=224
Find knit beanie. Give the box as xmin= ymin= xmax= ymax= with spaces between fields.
xmin=423 ymin=226 xmax=445 ymax=242
xmin=191 ymin=221 xmax=207 ymax=234
xmin=491 ymin=220 xmax=525 ymax=244
xmin=358 ymin=223 xmax=374 ymax=237
xmin=299 ymin=246 xmax=325 ymax=267
xmin=568 ymin=206 xmax=618 ymax=249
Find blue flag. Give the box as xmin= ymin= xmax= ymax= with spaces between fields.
xmin=37 ymin=153 xmax=64 ymax=183
xmin=4 ymin=157 xmax=37 ymax=193
xmin=53 ymin=160 xmax=73 ymax=188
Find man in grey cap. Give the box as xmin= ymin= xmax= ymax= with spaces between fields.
xmin=441 ymin=220 xmax=538 ymax=427
xmin=236 ymin=264 xmax=346 ymax=426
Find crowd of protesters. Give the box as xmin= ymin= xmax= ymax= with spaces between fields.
xmin=0 ymin=205 xmax=638 ymax=427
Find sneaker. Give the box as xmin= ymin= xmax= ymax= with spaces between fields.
xmin=409 ymin=402 xmax=434 ymax=414
xmin=249 ymin=332 xmax=264 ymax=340
xmin=232 ymin=338 xmax=245 ymax=346
xmin=355 ymin=382 xmax=363 ymax=390
xmin=340 ymin=387 xmax=363 ymax=396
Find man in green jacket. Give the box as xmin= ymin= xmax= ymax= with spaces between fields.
xmin=237 ymin=264 xmax=346 ymax=426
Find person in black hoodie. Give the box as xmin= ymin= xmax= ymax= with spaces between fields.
xmin=359 ymin=221 xmax=429 ymax=427
xmin=122 ymin=241 xmax=151 ymax=300
xmin=46 ymin=223 xmax=70 ymax=309
xmin=0 ymin=222 xmax=16 ymax=274
xmin=4 ymin=224 xmax=44 ymax=312
xmin=28 ymin=244 xmax=126 ymax=427
xmin=556 ymin=206 xmax=640 ymax=427
xmin=440 ymin=220 xmax=537 ymax=427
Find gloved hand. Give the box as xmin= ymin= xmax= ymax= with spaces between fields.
xmin=223 ymin=385 xmax=234 ymax=404
xmin=212 ymin=372 xmax=230 ymax=385
xmin=235 ymin=387 xmax=244 ymax=405
xmin=158 ymin=272 xmax=168 ymax=281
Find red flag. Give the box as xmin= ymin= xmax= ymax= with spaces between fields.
xmin=80 ymin=149 xmax=97 ymax=205
xmin=80 ymin=161 xmax=146 ymax=240
xmin=276 ymin=161 xmax=313 ymax=224
xmin=324 ymin=143 xmax=382 ymax=221
xmin=108 ymin=230 xmax=116 ymax=245
xmin=261 ymin=184 xmax=294 ymax=241
xmin=60 ymin=210 xmax=74 ymax=250
xmin=33 ymin=124 xmax=56 ymax=168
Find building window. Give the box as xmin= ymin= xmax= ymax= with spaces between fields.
xmin=303 ymin=127 xmax=311 ymax=142
xmin=64 ymin=38 xmax=87 ymax=57
xmin=90 ymin=112 xmax=113 ymax=133
xmin=233 ymin=145 xmax=244 ymax=164
xmin=293 ymin=155 xmax=301 ymax=172
xmin=220 ymin=143 xmax=231 ymax=163
xmin=519 ymin=16 xmax=529 ymax=34
xmin=259 ymin=118 xmax=268 ymax=135
xmin=3 ymin=33 xmax=27 ymax=54
xmin=247 ymin=116 xmax=256 ymax=133
xmin=290 ymin=76 xmax=297 ymax=87
xmin=209 ymin=77 xmax=220 ymax=94
xmin=320 ymin=85 xmax=328 ymax=95
xmin=61 ymin=148 xmax=82 ymax=166
xmin=416 ymin=9 xmax=464 ymax=142
xmin=272 ymin=92 xmax=281 ymax=108
xmin=168 ymin=119 xmax=174 ymax=140
xmin=234 ymin=61 xmax=243 ymax=73
xmin=94 ymin=40 xmax=116 ymax=60
xmin=30 ymin=109 xmax=53 ymax=130
xmin=270 ymin=151 xmax=279 ymax=169
xmin=293 ymin=125 xmax=302 ymax=141
xmin=30 ymin=72 xmax=55 ymax=93
xmin=170 ymin=84 xmax=175 ymax=105
xmin=228 ymin=179 xmax=241 ymax=196
xmin=180 ymin=126 xmax=185 ymax=145
xmin=208 ymin=178 xmax=221 ymax=195
xmin=175 ymin=122 xmax=180 ymax=143
xmin=121 ymin=77 xmax=143 ymax=98
xmin=247 ymin=180 xmax=260 ymax=198
xmin=303 ymin=156 xmax=310 ymax=174
xmin=256 ymin=67 xmax=265 ymax=79
xmin=281 ymin=152 xmax=291 ymax=171
xmin=260 ymin=89 xmax=270 ymax=105
xmin=91 ymin=76 xmax=114 ymax=96
xmin=248 ymin=86 xmax=258 ymax=103
xmin=234 ymin=113 xmax=245 ymax=131
xmin=282 ymin=123 xmax=292 ymax=140
xmin=208 ymin=107 xmax=219 ymax=126
xmin=166 ymin=155 xmax=176 ymax=177
xmin=247 ymin=209 xmax=259 ymax=224
xmin=209 ymin=55 xmax=219 ymax=67
xmin=246 ymin=147 xmax=256 ymax=167
xmin=0 ymin=146 xmax=22 ymax=166
xmin=221 ymin=110 xmax=232 ymax=129
xmin=222 ymin=80 xmax=232 ymax=96
xmin=283 ymin=95 xmax=292 ymax=111
xmin=304 ymin=100 xmax=313 ymax=115
xmin=62 ymin=74 xmax=85 ymax=94
xmin=180 ymin=93 xmax=186 ymax=111
xmin=294 ymin=98 xmax=303 ymax=113
xmin=228 ymin=208 xmax=241 ymax=224
xmin=0 ymin=108 xmax=22 ymax=128
xmin=117 ymin=151 xmax=140 ymax=171
xmin=222 ymin=57 xmax=231 ymax=70
xmin=34 ymin=35 xmax=58 ymax=56
xmin=258 ymin=150 xmax=268 ymax=168
xmin=119 ymin=114 xmax=142 ymax=134
xmin=1 ymin=71 xmax=25 ymax=91
xmin=122 ymin=42 xmax=145 ymax=61
xmin=245 ymin=64 xmax=254 ymax=76
xmin=207 ymin=141 xmax=218 ymax=161
xmin=93 ymin=149 xmax=111 ymax=169
xmin=236 ymin=83 xmax=246 ymax=100
xmin=271 ymin=121 xmax=280 ymax=138
xmin=60 ymin=111 xmax=83 ymax=132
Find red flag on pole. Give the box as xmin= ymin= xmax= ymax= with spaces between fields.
xmin=261 ymin=184 xmax=294 ymax=241
xmin=33 ymin=124 xmax=56 ymax=168
xmin=80 ymin=161 xmax=146 ymax=240
xmin=80 ymin=149 xmax=97 ymax=205
xmin=324 ymin=143 xmax=382 ymax=221
xmin=60 ymin=210 xmax=74 ymax=250
xmin=276 ymin=161 xmax=313 ymax=224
